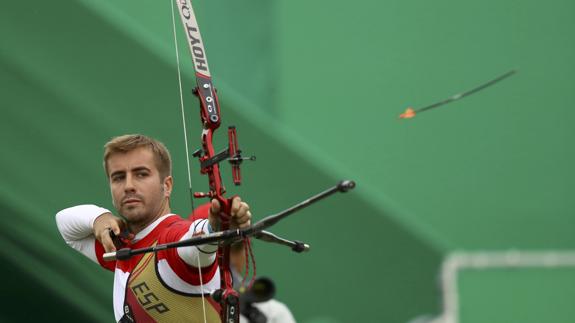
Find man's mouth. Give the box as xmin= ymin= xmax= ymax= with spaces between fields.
xmin=123 ymin=198 xmax=141 ymax=206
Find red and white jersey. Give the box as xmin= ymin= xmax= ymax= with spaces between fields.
xmin=56 ymin=204 xmax=220 ymax=322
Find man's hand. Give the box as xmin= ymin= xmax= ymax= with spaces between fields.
xmin=93 ymin=212 xmax=130 ymax=252
xmin=209 ymin=197 xmax=252 ymax=231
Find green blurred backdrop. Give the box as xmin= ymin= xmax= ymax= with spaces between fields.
xmin=0 ymin=0 xmax=573 ymax=322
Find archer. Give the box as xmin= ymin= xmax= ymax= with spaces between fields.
xmin=55 ymin=134 xmax=251 ymax=323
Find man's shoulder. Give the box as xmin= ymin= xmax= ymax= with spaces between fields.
xmin=158 ymin=205 xmax=208 ymax=235
xmin=161 ymin=214 xmax=191 ymax=230
xmin=188 ymin=202 xmax=212 ymax=221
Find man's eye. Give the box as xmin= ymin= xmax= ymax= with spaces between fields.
xmin=137 ymin=172 xmax=149 ymax=177
xmin=111 ymin=175 xmax=124 ymax=182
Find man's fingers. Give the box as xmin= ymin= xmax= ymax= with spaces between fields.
xmin=233 ymin=206 xmax=249 ymax=221
xmin=210 ymin=197 xmax=251 ymax=230
xmin=230 ymin=196 xmax=242 ymax=215
xmin=100 ymin=229 xmax=117 ymax=252
xmin=237 ymin=202 xmax=249 ymax=216
xmin=210 ymin=199 xmax=221 ymax=215
xmin=93 ymin=213 xmax=131 ymax=251
xmin=233 ymin=211 xmax=251 ymax=228
xmin=110 ymin=222 xmax=121 ymax=236
xmin=212 ymin=197 xmax=247 ymax=216
xmin=101 ymin=221 xmax=122 ymax=251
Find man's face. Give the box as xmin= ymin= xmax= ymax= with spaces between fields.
xmin=107 ymin=147 xmax=172 ymax=228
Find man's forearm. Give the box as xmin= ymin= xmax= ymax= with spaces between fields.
xmin=55 ymin=204 xmax=111 ymax=262
xmin=177 ymin=218 xmax=218 ymax=267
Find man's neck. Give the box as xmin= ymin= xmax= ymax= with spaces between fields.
xmin=129 ymin=204 xmax=171 ymax=234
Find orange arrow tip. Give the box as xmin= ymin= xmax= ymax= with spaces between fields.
xmin=399 ymin=107 xmax=416 ymax=119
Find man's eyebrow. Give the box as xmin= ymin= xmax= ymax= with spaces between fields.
xmin=110 ymin=170 xmax=125 ymax=178
xmin=131 ymin=166 xmax=151 ymax=173
xmin=110 ymin=166 xmax=151 ymax=178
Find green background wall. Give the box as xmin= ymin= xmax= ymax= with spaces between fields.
xmin=0 ymin=0 xmax=573 ymax=322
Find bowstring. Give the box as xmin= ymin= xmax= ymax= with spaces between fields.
xmin=170 ymin=1 xmax=207 ymax=323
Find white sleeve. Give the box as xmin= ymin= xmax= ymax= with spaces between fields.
xmin=177 ymin=218 xmax=218 ymax=267
xmin=55 ymin=204 xmax=111 ymax=263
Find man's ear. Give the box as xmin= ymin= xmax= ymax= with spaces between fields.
xmin=163 ymin=175 xmax=173 ymax=197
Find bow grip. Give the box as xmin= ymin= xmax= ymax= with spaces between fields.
xmin=213 ymin=195 xmax=238 ymax=231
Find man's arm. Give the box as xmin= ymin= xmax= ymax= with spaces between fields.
xmin=158 ymin=197 xmax=252 ymax=291
xmin=156 ymin=211 xmax=221 ymax=292
xmin=176 ymin=216 xmax=219 ymax=268
xmin=175 ymin=197 xmax=252 ymax=267
xmin=178 ymin=197 xmax=252 ymax=267
xmin=55 ymin=204 xmax=124 ymax=269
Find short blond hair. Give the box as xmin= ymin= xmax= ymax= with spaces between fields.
xmin=103 ymin=134 xmax=172 ymax=179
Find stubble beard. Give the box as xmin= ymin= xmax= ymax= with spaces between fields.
xmin=119 ymin=198 xmax=169 ymax=233
xmin=121 ymin=204 xmax=147 ymax=224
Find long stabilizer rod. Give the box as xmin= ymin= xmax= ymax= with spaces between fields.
xmin=103 ymin=180 xmax=355 ymax=261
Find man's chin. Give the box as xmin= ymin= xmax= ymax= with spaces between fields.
xmin=121 ymin=206 xmax=145 ymax=222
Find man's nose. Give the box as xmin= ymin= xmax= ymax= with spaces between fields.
xmin=124 ymin=174 xmax=136 ymax=192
